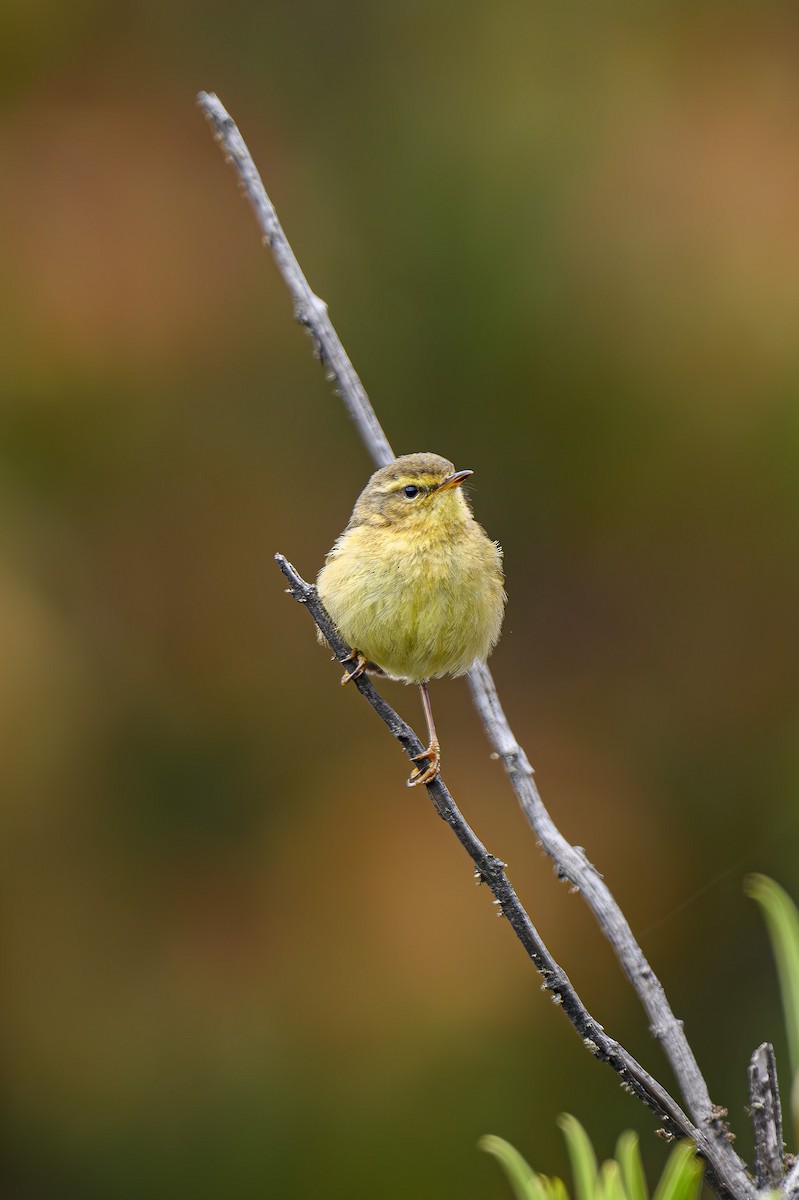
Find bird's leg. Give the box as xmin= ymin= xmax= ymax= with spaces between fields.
xmin=407 ymin=680 xmax=441 ymax=787
xmin=340 ymin=650 xmax=370 ymax=685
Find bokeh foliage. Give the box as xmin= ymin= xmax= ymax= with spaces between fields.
xmin=2 ymin=1 xmax=799 ymax=1196
xmin=481 ymin=1117 xmax=702 ymax=1200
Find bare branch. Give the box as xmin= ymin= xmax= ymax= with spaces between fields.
xmin=274 ymin=553 xmax=736 ymax=1192
xmin=748 ymin=1043 xmax=785 ymax=1191
xmin=467 ymin=664 xmax=744 ymax=1154
xmin=201 ymin=93 xmax=757 ymax=1200
xmin=197 ymin=91 xmax=394 ymax=467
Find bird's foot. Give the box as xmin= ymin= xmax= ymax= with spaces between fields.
xmin=340 ymin=651 xmax=369 ymax=685
xmin=407 ymin=740 xmax=441 ymax=788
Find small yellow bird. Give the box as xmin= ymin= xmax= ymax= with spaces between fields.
xmin=317 ymin=452 xmax=506 ymax=786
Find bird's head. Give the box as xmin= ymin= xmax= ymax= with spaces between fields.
xmin=349 ymin=452 xmax=474 ymax=532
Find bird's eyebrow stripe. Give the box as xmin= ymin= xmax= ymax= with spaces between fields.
xmin=381 ymin=476 xmax=438 ymax=492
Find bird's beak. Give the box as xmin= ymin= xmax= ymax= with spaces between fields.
xmin=436 ymin=469 xmax=474 ymax=492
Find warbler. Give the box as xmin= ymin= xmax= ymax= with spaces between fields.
xmin=316 ymin=452 xmax=506 ymax=786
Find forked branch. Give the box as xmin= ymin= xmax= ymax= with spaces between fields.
xmin=198 ymin=91 xmax=767 ymax=1200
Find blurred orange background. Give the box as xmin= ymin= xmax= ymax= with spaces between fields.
xmin=2 ymin=3 xmax=799 ymax=1197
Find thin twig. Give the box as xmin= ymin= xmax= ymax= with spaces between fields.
xmin=196 ymin=93 xmax=393 ymax=467
xmin=748 ymin=1043 xmax=784 ymax=1191
xmin=274 ymin=553 xmax=734 ymax=1195
xmin=198 ymin=91 xmax=757 ymax=1200
xmin=467 ymin=663 xmax=745 ymax=1157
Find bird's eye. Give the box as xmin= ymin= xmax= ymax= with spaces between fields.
xmin=403 ymin=485 xmax=420 ymax=499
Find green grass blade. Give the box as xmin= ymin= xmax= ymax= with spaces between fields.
xmin=599 ymin=1159 xmax=627 ymax=1200
xmin=479 ymin=1135 xmax=552 ymax=1200
xmin=651 ymin=1141 xmax=701 ymax=1200
xmin=616 ymin=1131 xmax=648 ymax=1200
xmin=558 ymin=1114 xmax=599 ymax=1200
xmin=746 ymin=875 xmax=799 ymax=1081
xmin=546 ymin=1176 xmax=571 ymax=1200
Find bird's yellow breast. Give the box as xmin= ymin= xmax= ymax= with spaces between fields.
xmin=317 ymin=497 xmax=505 ymax=683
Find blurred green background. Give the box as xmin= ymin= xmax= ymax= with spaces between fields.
xmin=2 ymin=2 xmax=799 ymax=1196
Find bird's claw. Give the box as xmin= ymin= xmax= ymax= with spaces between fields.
xmin=407 ymin=742 xmax=441 ymax=788
xmin=340 ymin=651 xmax=369 ymax=685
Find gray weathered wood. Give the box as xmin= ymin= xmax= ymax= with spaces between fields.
xmin=199 ymin=92 xmax=762 ymax=1200
xmin=749 ymin=1042 xmax=784 ymax=1190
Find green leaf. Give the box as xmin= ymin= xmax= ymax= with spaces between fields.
xmin=480 ymin=1122 xmax=700 ymax=1200
xmin=598 ymin=1158 xmax=627 ymax=1200
xmin=746 ymin=875 xmax=799 ymax=1084
xmin=616 ymin=1131 xmax=648 ymax=1200
xmin=651 ymin=1141 xmax=701 ymax=1200
xmin=546 ymin=1175 xmax=572 ymax=1200
xmin=479 ymin=1135 xmax=552 ymax=1200
xmin=558 ymin=1114 xmax=599 ymax=1200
